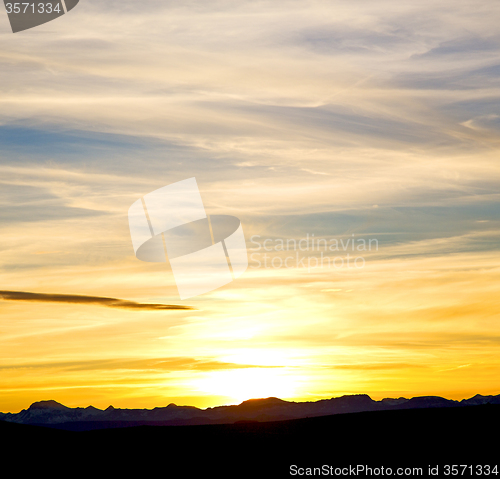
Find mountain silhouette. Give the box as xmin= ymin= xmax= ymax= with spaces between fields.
xmin=1 ymin=392 xmax=498 ymax=431
xmin=29 ymin=400 xmax=69 ymax=410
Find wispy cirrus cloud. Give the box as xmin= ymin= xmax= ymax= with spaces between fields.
xmin=0 ymin=356 xmax=277 ymax=372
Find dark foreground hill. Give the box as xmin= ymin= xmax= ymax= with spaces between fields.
xmin=2 ymin=404 xmax=498 ymax=477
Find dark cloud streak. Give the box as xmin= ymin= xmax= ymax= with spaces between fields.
xmin=0 ymin=291 xmax=194 ymax=311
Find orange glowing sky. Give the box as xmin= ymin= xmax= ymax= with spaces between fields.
xmin=1 ymin=0 xmax=499 ymax=413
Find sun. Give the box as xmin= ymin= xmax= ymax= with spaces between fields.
xmin=193 ymin=368 xmax=297 ymax=405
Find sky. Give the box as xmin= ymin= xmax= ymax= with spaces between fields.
xmin=0 ymin=0 xmax=499 ymax=412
